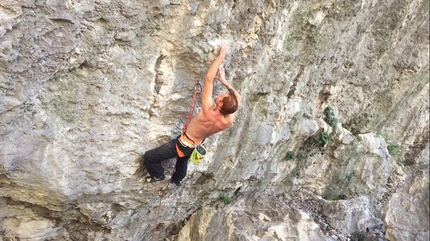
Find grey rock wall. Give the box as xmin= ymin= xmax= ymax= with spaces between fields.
xmin=0 ymin=0 xmax=428 ymax=240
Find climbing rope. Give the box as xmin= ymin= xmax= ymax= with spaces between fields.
xmin=151 ymin=168 xmax=174 ymax=241
xmin=152 ymin=190 xmax=165 ymax=241
xmin=182 ymin=82 xmax=202 ymax=133
xmin=151 ymin=81 xmax=202 ymax=241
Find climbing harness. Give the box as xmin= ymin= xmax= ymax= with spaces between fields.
xmin=151 ymin=81 xmax=202 ymax=241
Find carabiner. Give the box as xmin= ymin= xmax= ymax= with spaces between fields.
xmin=158 ymin=189 xmax=165 ymax=197
xmin=194 ymin=82 xmax=202 ymax=93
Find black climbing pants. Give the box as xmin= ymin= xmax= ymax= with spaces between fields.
xmin=143 ymin=135 xmax=194 ymax=182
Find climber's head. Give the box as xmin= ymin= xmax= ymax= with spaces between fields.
xmin=216 ymin=92 xmax=238 ymax=115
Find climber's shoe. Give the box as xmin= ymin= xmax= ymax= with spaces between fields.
xmin=171 ymin=179 xmax=181 ymax=187
xmin=145 ymin=175 xmax=165 ymax=183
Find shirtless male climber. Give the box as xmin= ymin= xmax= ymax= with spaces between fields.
xmin=138 ymin=43 xmax=242 ymax=186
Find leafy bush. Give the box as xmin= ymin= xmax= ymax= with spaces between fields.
xmin=323 ymin=106 xmax=338 ymax=131
xmin=221 ymin=195 xmax=232 ymax=205
xmin=387 ymin=143 xmax=399 ymax=157
xmin=320 ymin=132 xmax=330 ymax=145
xmin=286 ymin=151 xmax=295 ymax=161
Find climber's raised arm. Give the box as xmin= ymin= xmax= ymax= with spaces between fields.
xmin=201 ymin=43 xmax=228 ymax=114
xmin=216 ymin=66 xmax=241 ymax=106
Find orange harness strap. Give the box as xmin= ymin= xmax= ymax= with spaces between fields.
xmin=175 ymin=144 xmax=186 ymax=158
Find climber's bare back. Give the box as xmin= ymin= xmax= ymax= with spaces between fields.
xmin=185 ymin=107 xmax=233 ymax=144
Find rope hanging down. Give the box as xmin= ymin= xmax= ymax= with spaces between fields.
xmin=151 ymin=82 xmax=202 ymax=241
xmin=182 ymin=82 xmax=202 ymax=133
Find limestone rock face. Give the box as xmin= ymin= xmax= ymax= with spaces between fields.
xmin=176 ymin=193 xmax=328 ymax=241
xmin=0 ymin=0 xmax=429 ymax=241
xmin=384 ymin=146 xmax=430 ymax=241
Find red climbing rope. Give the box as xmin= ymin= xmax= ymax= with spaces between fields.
xmin=151 ymin=82 xmax=202 ymax=241
xmin=182 ymin=83 xmax=202 ymax=133
xmin=152 ymin=190 xmax=165 ymax=241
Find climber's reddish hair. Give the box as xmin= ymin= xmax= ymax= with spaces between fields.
xmin=220 ymin=93 xmax=238 ymax=115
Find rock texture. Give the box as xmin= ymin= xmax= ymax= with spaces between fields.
xmin=0 ymin=0 xmax=428 ymax=241
xmin=384 ymin=146 xmax=430 ymax=241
